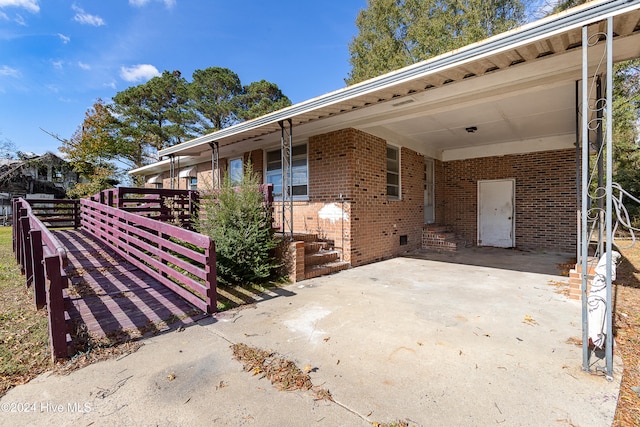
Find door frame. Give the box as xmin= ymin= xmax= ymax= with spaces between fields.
xmin=477 ymin=178 xmax=515 ymax=248
xmin=424 ymin=157 xmax=435 ymax=224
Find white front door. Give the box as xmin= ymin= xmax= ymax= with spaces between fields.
xmin=478 ymin=179 xmax=515 ymax=248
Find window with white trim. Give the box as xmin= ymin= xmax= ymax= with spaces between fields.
xmin=266 ymin=143 xmax=308 ymax=198
xmin=387 ymin=145 xmax=400 ymax=200
xmin=188 ymin=177 xmax=197 ymax=191
xmin=229 ymin=158 xmax=243 ymax=185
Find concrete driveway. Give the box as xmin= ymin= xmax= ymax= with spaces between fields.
xmin=1 ymin=250 xmax=620 ymax=426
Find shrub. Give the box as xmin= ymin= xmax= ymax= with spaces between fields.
xmin=197 ymin=163 xmax=279 ymax=286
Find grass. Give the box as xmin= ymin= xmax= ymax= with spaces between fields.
xmin=0 ymin=227 xmax=51 ymax=397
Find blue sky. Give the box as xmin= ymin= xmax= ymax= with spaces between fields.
xmin=0 ymin=0 xmax=367 ymax=155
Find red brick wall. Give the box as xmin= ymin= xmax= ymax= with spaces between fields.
xmin=347 ymin=129 xmax=424 ymax=266
xmin=441 ymin=149 xmax=577 ymax=253
xmin=284 ymin=128 xmax=425 ymax=266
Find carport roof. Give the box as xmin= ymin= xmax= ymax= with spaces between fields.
xmin=156 ymin=0 xmax=640 ymax=160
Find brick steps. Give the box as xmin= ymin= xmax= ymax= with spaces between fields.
xmin=285 ymin=233 xmax=350 ymax=282
xmin=305 ymin=250 xmax=340 ymax=267
xmin=422 ymin=224 xmax=462 ymax=252
xmin=568 ymin=257 xmax=597 ymax=300
xmin=305 ymin=241 xmax=330 ymax=254
xmin=304 ymin=261 xmax=351 ymax=280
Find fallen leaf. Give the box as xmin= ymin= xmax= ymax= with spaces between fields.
xmin=167 ymin=373 xmax=176 ymax=381
xmin=523 ymin=315 xmax=538 ymax=326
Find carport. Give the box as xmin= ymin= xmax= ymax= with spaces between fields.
xmin=142 ymin=0 xmax=640 ymax=378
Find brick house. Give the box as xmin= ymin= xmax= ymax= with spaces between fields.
xmin=130 ymin=2 xmax=640 ymax=273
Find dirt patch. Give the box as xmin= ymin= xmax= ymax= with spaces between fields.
xmin=54 ymin=341 xmax=143 ymax=376
xmin=612 ymin=241 xmax=640 ymax=426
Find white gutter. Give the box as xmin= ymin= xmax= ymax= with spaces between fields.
xmin=159 ymin=0 xmax=640 ymax=158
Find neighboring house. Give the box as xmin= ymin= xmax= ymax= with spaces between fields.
xmin=0 ymin=152 xmax=79 ymax=200
xmin=130 ymin=1 xmax=640 ymax=269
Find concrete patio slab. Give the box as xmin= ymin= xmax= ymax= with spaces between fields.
xmin=1 ymin=253 xmax=620 ymax=426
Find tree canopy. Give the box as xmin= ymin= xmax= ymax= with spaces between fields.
xmin=58 ymin=67 xmax=291 ymax=195
xmin=346 ymin=0 xmax=529 ymax=85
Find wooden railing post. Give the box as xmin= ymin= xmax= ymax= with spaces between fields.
xmin=188 ymin=190 xmax=198 ymax=230
xmin=20 ymin=215 xmax=35 ymax=286
xmin=44 ymin=256 xmax=69 ymax=361
xmin=12 ymin=199 xmax=20 ymax=262
xmin=73 ymin=200 xmax=80 ymax=229
xmin=18 ymin=208 xmax=30 ymax=275
xmin=205 ymin=239 xmax=217 ymax=314
xmin=29 ymin=229 xmax=46 ymax=309
xmin=116 ymin=188 xmax=123 ymax=209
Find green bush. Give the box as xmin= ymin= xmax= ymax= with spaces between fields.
xmin=197 ymin=164 xmax=280 ymax=286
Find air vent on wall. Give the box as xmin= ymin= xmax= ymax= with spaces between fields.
xmin=392 ymin=99 xmax=415 ymax=107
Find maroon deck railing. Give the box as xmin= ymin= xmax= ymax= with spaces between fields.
xmin=15 ymin=198 xmax=80 ymax=229
xmin=12 ymin=198 xmax=71 ymax=361
xmin=80 ymin=198 xmax=216 ymax=314
xmin=91 ymin=187 xmax=199 ymax=230
xmin=10 ymin=185 xmax=273 ymax=360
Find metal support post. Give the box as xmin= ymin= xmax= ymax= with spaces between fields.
xmin=169 ymin=155 xmax=176 ymax=190
xmin=604 ymin=16 xmax=614 ymax=380
xmin=580 ymin=24 xmax=590 ymax=373
xmin=209 ymin=142 xmax=220 ymax=189
xmin=580 ymin=17 xmax=615 ymax=379
xmin=279 ymin=119 xmax=293 ymax=241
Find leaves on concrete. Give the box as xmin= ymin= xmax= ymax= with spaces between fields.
xmin=522 ymin=314 xmax=538 ymax=326
xmin=230 ymin=343 xmax=332 ymax=401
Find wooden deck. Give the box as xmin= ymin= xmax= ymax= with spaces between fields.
xmin=54 ymin=229 xmax=205 ymax=344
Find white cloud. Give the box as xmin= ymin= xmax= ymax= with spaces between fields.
xmin=0 ymin=11 xmax=8 ymax=20
xmin=14 ymin=13 xmax=25 ymax=25
xmin=51 ymin=60 xmax=63 ymax=70
xmin=72 ymin=4 xmax=105 ymax=26
xmin=78 ymin=61 xmax=90 ymax=70
xmin=0 ymin=65 xmax=20 ymax=77
xmin=57 ymin=33 xmax=70 ymax=44
xmin=129 ymin=0 xmax=175 ymax=8
xmin=120 ymin=64 xmax=160 ymax=82
xmin=0 ymin=0 xmax=40 ymax=13
xmin=104 ymin=81 xmax=117 ymax=90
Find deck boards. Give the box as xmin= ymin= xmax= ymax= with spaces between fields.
xmin=53 ymin=229 xmax=205 ymax=342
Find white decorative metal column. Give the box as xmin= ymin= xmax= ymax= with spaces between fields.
xmin=580 ymin=17 xmax=614 ymax=379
